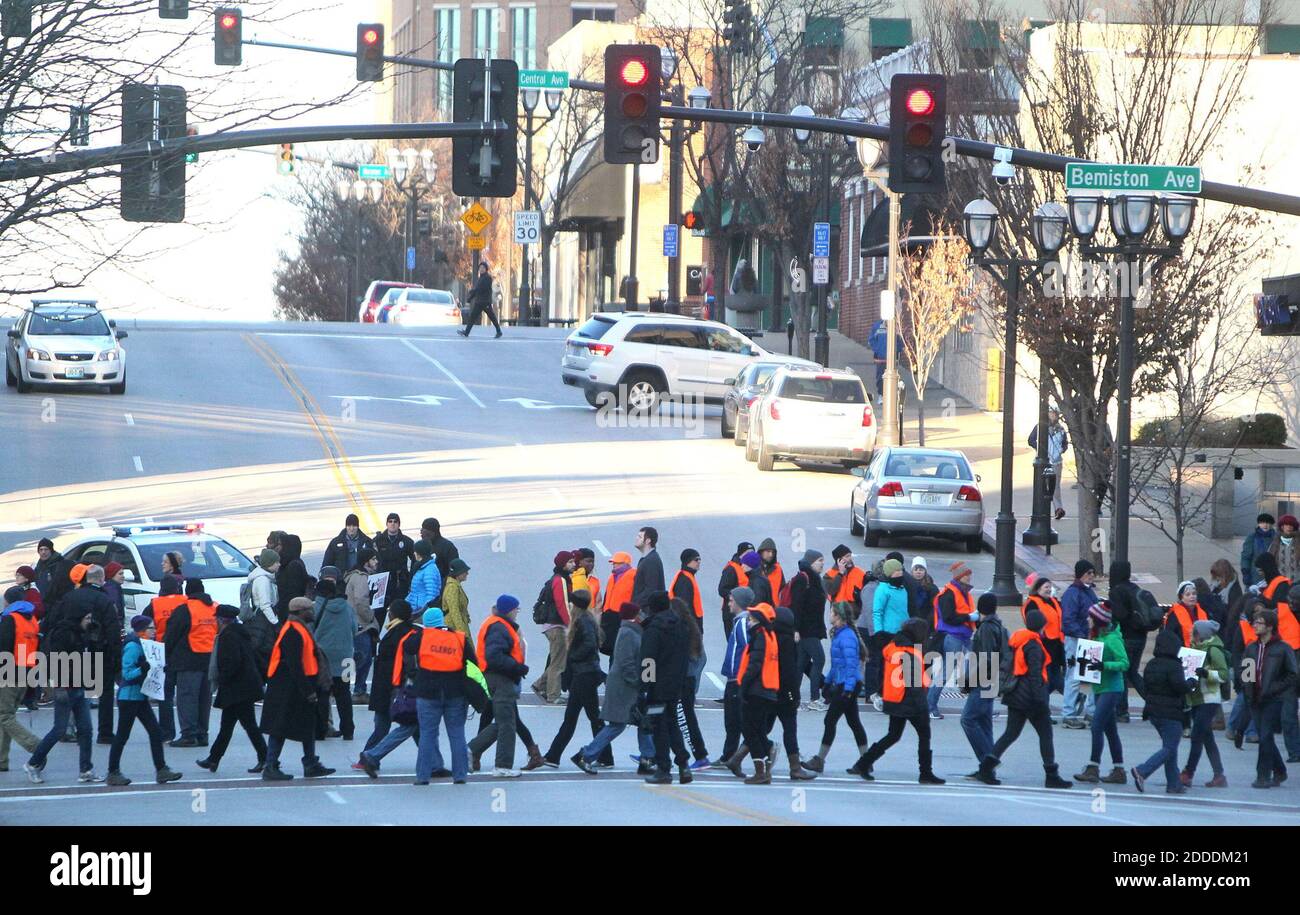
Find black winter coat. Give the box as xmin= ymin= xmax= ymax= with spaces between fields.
xmin=1246 ymin=633 xmax=1299 ymax=706
xmin=260 ymin=623 xmax=318 ymax=742
xmin=773 ymin=606 xmax=801 ymax=698
xmin=632 ymin=549 xmax=665 ymax=604
xmin=788 ymin=567 xmax=827 ymax=639
xmin=717 ymin=562 xmax=743 ymax=612
xmin=746 ymin=570 xmax=773 ymax=606
xmin=1107 ymin=580 xmax=1148 ymax=640
xmin=57 ymin=585 xmax=120 ymax=656
xmin=563 ymin=612 xmax=601 ymax=677
xmin=369 ymin=620 xmax=416 ymax=712
xmin=1002 ymin=635 xmax=1049 ymax=712
xmin=640 ymin=607 xmax=688 ymax=702
xmin=321 ymin=529 xmax=374 ymax=575
xmin=372 ymin=530 xmax=415 ymax=601
xmin=1142 ymin=628 xmax=1194 ymax=721
xmin=214 ymin=623 xmax=264 ymax=708
xmin=425 ymin=533 xmax=460 ymax=585
xmin=274 ymin=534 xmax=309 ymax=616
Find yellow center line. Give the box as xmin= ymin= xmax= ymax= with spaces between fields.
xmin=242 ymin=333 xmax=381 ymax=532
xmin=641 ymin=783 xmax=802 ymax=826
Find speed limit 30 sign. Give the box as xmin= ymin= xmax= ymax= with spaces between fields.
xmin=514 ymin=211 xmax=541 ymax=245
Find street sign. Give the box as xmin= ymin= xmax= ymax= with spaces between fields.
xmin=358 ymin=163 xmax=391 ymax=180
xmin=467 ymin=234 xmax=486 ymax=251
xmin=686 ymin=266 xmax=704 ymax=296
xmin=406 ymin=246 xmax=416 ymax=271
xmin=461 ymin=201 xmax=492 ymax=234
xmin=662 ymin=223 xmax=679 ymax=258
xmin=514 ymin=210 xmax=541 ymax=244
xmin=1064 ymin=162 xmax=1202 ymax=194
xmin=813 ymin=222 xmax=830 ymax=258
xmin=519 ymin=69 xmax=569 ymax=90
xmin=812 ymin=256 xmax=829 ymax=285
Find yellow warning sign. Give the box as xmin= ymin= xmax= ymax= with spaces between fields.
xmin=461 ymin=202 xmax=492 ymax=234
xmin=467 ymin=234 xmax=486 ymax=250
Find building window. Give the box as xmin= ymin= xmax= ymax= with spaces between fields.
xmin=511 ymin=6 xmax=536 ymax=69
xmin=571 ymin=5 xmax=616 ymax=25
xmin=473 ymin=7 xmax=500 ymax=59
xmin=435 ymin=8 xmax=460 ymax=114
xmin=868 ymin=17 xmax=911 ymax=60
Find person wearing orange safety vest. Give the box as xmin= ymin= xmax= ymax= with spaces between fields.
xmin=717 ymin=541 xmax=755 ymax=635
xmin=467 ymin=595 xmax=534 ymax=777
xmin=163 ymin=577 xmax=220 ymax=747
xmin=670 ymin=549 xmax=704 ymax=632
xmin=601 ymin=552 xmax=636 ymax=657
xmin=574 ymin=548 xmax=600 ymax=615
xmin=852 ymin=618 xmax=945 ymax=784
xmin=756 ymin=538 xmax=785 ymax=610
xmin=1022 ymin=573 xmax=1066 ymax=694
xmin=1252 ymin=552 xmax=1300 ymax=760
xmin=1164 ymin=581 xmax=1210 ymax=648
xmin=929 ymin=562 xmax=976 ymax=719
xmin=975 ymin=606 xmax=1073 ymax=789
xmin=0 ymin=588 xmax=40 ymax=770
xmin=734 ymin=602 xmax=780 ymax=785
xmin=260 ymin=597 xmax=335 ymax=781
xmin=406 ymin=606 xmax=477 ymax=784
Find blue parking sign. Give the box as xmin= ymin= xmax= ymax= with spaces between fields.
xmin=813 ymin=222 xmax=830 ymax=258
xmin=663 ymin=224 xmax=679 ymax=258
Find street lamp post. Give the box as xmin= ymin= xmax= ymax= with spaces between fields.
xmin=517 ymin=89 xmax=562 ymax=325
xmin=1022 ymin=356 xmax=1058 ymax=549
xmin=962 ymin=197 xmax=1069 ymax=606
xmin=337 ymin=176 xmax=383 ymax=321
xmin=856 ymin=135 xmax=902 ymax=447
xmin=789 ymin=104 xmax=833 ymax=366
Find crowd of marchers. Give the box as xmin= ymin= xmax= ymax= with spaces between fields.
xmin=1 ymin=510 xmax=1296 ymax=793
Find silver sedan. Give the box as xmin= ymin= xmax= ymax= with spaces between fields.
xmin=849 ymin=446 xmax=985 ymax=553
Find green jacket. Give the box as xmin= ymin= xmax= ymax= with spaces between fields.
xmin=442 ymin=577 xmax=470 ymax=636
xmin=1187 ymin=635 xmax=1229 ymax=707
xmin=1094 ymin=627 xmax=1130 ymax=694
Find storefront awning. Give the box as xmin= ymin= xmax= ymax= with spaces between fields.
xmin=688 ymin=185 xmax=768 ymax=236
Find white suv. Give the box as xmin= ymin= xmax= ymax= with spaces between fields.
xmin=745 ymin=365 xmax=877 ymax=471
xmin=561 ymin=312 xmax=815 ymax=410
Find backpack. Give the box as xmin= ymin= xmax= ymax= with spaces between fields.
xmin=777 ymin=572 xmax=802 ymax=609
xmin=239 ymin=578 xmax=254 ymax=618
xmin=242 ymin=612 xmax=277 ymax=678
xmin=532 ymin=579 xmax=559 ymax=625
xmin=1134 ymin=589 xmax=1164 ymax=632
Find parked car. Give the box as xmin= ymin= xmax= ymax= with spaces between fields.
xmin=56 ymin=522 xmax=256 ymax=617
xmin=6 ymin=298 xmax=128 ymax=394
xmin=744 ymin=366 xmax=876 ymax=472
xmin=561 ymin=312 xmax=815 ymax=410
xmin=849 ymin=446 xmax=985 ymax=552
xmin=722 ymin=360 xmax=786 ymax=443
xmin=387 ymin=288 xmax=461 ymax=326
xmin=358 ymin=281 xmax=422 ymax=322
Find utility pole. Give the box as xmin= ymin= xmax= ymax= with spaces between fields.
xmin=666 ymin=84 xmax=684 ymax=314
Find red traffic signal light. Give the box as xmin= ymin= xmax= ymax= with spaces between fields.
xmin=361 ymin=27 xmax=379 ymax=45
xmin=214 ymin=7 xmax=242 ymax=66
xmin=356 ymin=23 xmax=384 ymax=81
xmin=620 ymin=58 xmax=649 ymax=87
xmin=683 ymin=211 xmax=702 ymax=231
xmin=603 ymin=45 xmax=661 ymax=165
xmin=904 ymin=88 xmax=935 ymax=116
xmin=888 ymin=73 xmax=946 ymax=194
xmin=219 ymin=12 xmax=237 ymax=29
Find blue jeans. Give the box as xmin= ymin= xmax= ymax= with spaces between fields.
xmin=29 ymin=688 xmax=93 ymax=773
xmin=581 ymin=721 xmax=654 ymax=762
xmin=928 ymin=634 xmax=967 ymax=714
xmin=365 ymin=721 xmax=418 ymax=761
xmin=960 ymin=692 xmax=994 ymax=764
xmin=1136 ymin=716 xmax=1183 ymax=791
xmin=1229 ymin=691 xmax=1257 ymax=739
xmin=1089 ymin=691 xmax=1124 ymax=765
xmin=353 ymin=631 xmax=376 ymax=695
xmin=1254 ymin=700 xmax=1286 ymax=781
xmin=1062 ymin=636 xmax=1096 ymax=720
xmin=364 ymin=706 xmax=392 ymax=752
xmin=415 ymin=695 xmax=468 ymax=782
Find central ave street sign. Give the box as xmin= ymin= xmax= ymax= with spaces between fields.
xmin=1064 ymin=162 xmax=1202 ymax=194
xmin=519 ymin=70 xmax=569 ymax=90
xmin=461 ymin=202 xmax=492 ymax=233
xmin=514 ymin=210 xmax=541 ymax=244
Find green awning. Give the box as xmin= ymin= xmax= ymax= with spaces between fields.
xmin=1264 ymin=24 xmax=1300 ymax=53
xmin=805 ymin=16 xmax=845 ymax=49
xmin=966 ymin=19 xmax=1002 ymax=50
xmin=689 ymin=186 xmax=768 ymax=235
xmin=869 ymin=18 xmax=912 ymax=50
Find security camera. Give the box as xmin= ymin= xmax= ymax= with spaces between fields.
xmin=743 ymin=126 xmax=765 ymax=151
xmin=992 ymin=160 xmax=1017 ymax=186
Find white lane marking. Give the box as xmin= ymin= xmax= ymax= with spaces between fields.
xmin=326 ymin=790 xmax=346 ymax=805
xmin=400 ymin=339 xmax=485 ymax=409
xmin=592 ymin=540 xmax=610 ymax=558
xmin=706 ymin=672 xmax=726 ymax=691
xmin=999 ymin=791 xmax=1143 ymax=826
xmin=259 ymin=332 xmax=556 ymax=344
xmin=549 ymin=487 xmax=566 ymax=506
xmin=123 ymin=413 xmax=134 ymax=426
xmin=132 ymin=456 xmax=143 ymax=473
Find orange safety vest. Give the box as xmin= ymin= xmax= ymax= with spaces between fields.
xmin=149 ymin=593 xmax=187 ymax=641
xmin=671 ymin=569 xmax=703 ymax=619
xmin=1240 ymin=618 xmax=1259 ymax=649
xmin=934 ymin=582 xmax=976 ymax=632
xmin=186 ymin=598 xmax=218 ymax=653
xmin=826 ymin=566 xmax=867 ymax=605
xmin=586 ymin=573 xmax=601 ymax=612
xmin=476 ymin=615 xmax=524 ymax=674
xmin=1009 ymin=629 xmax=1048 ymax=682
xmin=602 ymin=568 xmax=635 ymax=613
xmin=1262 ymin=576 xmax=1300 ymax=649
xmin=882 ymin=642 xmax=927 ymax=703
xmin=1163 ymin=603 xmax=1209 ymax=648
xmin=764 ymin=564 xmax=785 ymax=605
xmin=735 ymin=627 xmax=779 ymax=690
xmin=390 ymin=629 xmax=419 ymax=686
xmin=1022 ymin=595 xmax=1063 ymax=642
xmin=11 ymin=612 xmax=38 ymax=667
xmin=418 ymin=627 xmax=466 ymax=672
xmin=267 ymin=620 xmax=319 ymax=678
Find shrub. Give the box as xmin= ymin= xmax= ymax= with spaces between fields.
xmin=1134 ymin=414 xmax=1288 ymax=449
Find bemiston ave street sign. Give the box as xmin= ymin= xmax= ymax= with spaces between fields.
xmin=1065 ymin=162 xmax=1202 ymax=194
xmin=358 ymin=163 xmax=390 ymax=180
xmin=519 ymin=69 xmax=569 ymax=90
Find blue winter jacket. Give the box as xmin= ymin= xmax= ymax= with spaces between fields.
xmin=721 ymin=614 xmax=749 ymax=681
xmin=826 ymin=625 xmax=861 ymax=691
xmin=117 ymin=635 xmax=148 ymax=702
xmin=873 ymin=579 xmax=910 ymax=636
xmin=1242 ymin=526 xmax=1275 ymax=587
xmin=406 ymin=559 xmax=443 ymax=612
xmin=1060 ymin=579 xmax=1099 ymax=638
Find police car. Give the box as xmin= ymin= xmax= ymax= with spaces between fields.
xmin=55 ymin=522 xmax=256 ymax=616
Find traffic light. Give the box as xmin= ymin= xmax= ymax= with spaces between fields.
xmin=121 ymin=84 xmax=187 ymax=223
xmin=416 ymin=202 xmax=433 ymax=238
xmin=185 ymin=125 xmax=198 ymax=163
xmin=603 ymin=44 xmax=661 ymax=165
xmin=451 ymin=57 xmax=518 ymax=198
xmin=214 ymin=7 xmax=241 ymax=66
xmin=159 ymin=0 xmax=188 ymax=19
xmin=887 ymin=73 xmax=946 ymax=194
xmin=1 ymin=0 xmax=31 ymax=38
xmin=722 ymin=0 xmax=753 ymax=53
xmin=683 ymin=210 xmax=705 ymax=232
xmin=277 ymin=143 xmax=295 ymax=176
xmin=356 ymin=23 xmax=384 ymax=82
xmin=69 ymin=108 xmax=90 ymax=147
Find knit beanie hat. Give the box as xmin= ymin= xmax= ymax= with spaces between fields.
xmin=739 ymin=550 xmax=761 ymax=568
xmin=831 ymin=544 xmax=852 ymax=561
xmin=681 ymin=548 xmax=701 ymax=565
xmin=912 ymin=556 xmax=928 ymax=571
xmin=1024 ymin=607 xmax=1047 ymax=632
xmin=801 ymin=549 xmax=824 ymax=566
xmin=882 ymin=559 xmax=903 ymax=577
xmin=1177 ymin=580 xmax=1197 ymax=601
xmin=258 ymin=549 xmax=280 ymax=570
xmin=69 ymin=563 xmax=88 ymax=584
xmin=1074 ymin=559 xmax=1095 ymax=579
xmin=1192 ymin=619 xmax=1220 ymax=640
xmin=495 ymin=594 xmax=520 ymax=614
xmin=553 ymin=550 xmax=574 ymax=569
xmin=1087 ymin=601 xmax=1112 ymax=626
xmin=619 ymin=601 xmax=641 ymax=621
xmin=730 ymin=586 xmax=755 ymax=610
xmin=976 ymin=592 xmax=998 ymax=616
xmin=422 ymin=607 xmax=445 ymax=628
xmin=129 ymin=615 xmax=154 ymax=632
xmin=571 ymin=589 xmax=591 ymax=610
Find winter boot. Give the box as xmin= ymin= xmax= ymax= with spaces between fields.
xmin=1101 ymin=766 xmax=1127 ymax=784
xmin=743 ymin=757 xmax=771 ymax=785
xmin=918 ymin=750 xmax=945 ymax=785
xmin=1074 ymin=763 xmax=1101 ymax=783
xmin=105 ymin=771 xmax=131 ymax=786
xmin=1044 ymin=764 xmax=1073 ymax=789
xmin=723 ymin=745 xmax=749 ymax=778
xmin=788 ymin=752 xmax=816 ymax=780
xmin=521 ymin=745 xmax=546 ymax=771
xmin=678 ymin=765 xmax=694 ymax=785
xmin=845 ymin=744 xmax=870 ymax=775
xmin=262 ymin=763 xmax=293 ymax=781
xmin=303 ymin=760 xmax=336 ymax=778
xmin=975 ymin=754 xmax=1001 ymax=785
xmin=156 ymin=767 xmax=183 ymax=784
xmin=855 ymin=743 xmax=884 ymax=781
xmin=802 ymin=754 xmax=826 ymax=773
xmin=195 ymin=756 xmax=218 ymax=772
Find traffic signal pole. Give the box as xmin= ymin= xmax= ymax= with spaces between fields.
xmin=666 ymin=84 xmax=684 ymax=314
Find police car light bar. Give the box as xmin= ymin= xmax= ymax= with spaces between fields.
xmin=111 ymin=522 xmax=205 ymax=537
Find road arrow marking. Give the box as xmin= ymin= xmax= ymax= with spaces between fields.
xmin=498 ymin=397 xmax=588 ymax=410
xmin=330 ymin=394 xmax=454 ymax=407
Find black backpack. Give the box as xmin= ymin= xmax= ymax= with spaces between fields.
xmin=242 ymin=613 xmax=277 ymax=677
xmin=532 ymin=579 xmax=559 ymax=625
xmin=1133 ymin=589 xmax=1165 ymax=632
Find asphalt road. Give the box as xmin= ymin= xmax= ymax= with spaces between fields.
xmin=3 ymin=320 xmax=1289 ymax=825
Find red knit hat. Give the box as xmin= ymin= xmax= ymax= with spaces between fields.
xmin=553 ymin=550 xmax=574 ymax=568
xmin=104 ymin=561 xmax=124 ymax=580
